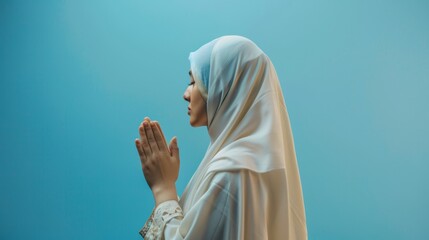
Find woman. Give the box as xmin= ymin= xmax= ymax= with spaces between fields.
xmin=135 ymin=35 xmax=307 ymax=239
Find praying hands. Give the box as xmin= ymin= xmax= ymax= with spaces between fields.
xmin=134 ymin=117 xmax=180 ymax=206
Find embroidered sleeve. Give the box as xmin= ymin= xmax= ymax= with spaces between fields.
xmin=139 ymin=200 xmax=184 ymax=239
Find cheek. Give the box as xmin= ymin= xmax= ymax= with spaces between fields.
xmin=190 ymin=88 xmax=201 ymax=108
xmin=191 ymin=87 xmax=198 ymax=100
xmin=196 ymin=92 xmax=206 ymax=113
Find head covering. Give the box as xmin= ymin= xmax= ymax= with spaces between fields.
xmin=182 ymin=35 xmax=306 ymax=237
xmin=187 ymin=35 xmax=300 ymax=172
xmin=188 ymin=39 xmax=218 ymax=100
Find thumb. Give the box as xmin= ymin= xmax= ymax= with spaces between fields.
xmin=169 ymin=137 xmax=179 ymax=158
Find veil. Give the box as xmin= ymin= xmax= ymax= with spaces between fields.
xmin=182 ymin=35 xmax=307 ymax=237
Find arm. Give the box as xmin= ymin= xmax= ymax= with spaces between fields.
xmin=140 ymin=171 xmax=234 ymax=239
xmin=134 ymin=119 xmax=250 ymax=239
xmin=135 ymin=117 xmax=180 ymax=206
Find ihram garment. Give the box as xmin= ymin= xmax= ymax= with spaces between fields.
xmin=140 ymin=36 xmax=307 ymax=240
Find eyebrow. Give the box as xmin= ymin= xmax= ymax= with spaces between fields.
xmin=188 ymin=70 xmax=192 ymax=76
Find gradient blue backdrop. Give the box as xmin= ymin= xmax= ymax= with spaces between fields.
xmin=1 ymin=0 xmax=428 ymax=239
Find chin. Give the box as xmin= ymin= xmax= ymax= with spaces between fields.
xmin=189 ymin=121 xmax=201 ymax=127
xmin=189 ymin=118 xmax=204 ymax=127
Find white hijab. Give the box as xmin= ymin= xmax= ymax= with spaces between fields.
xmin=182 ymin=35 xmax=306 ymax=236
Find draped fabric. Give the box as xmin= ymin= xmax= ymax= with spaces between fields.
xmin=140 ymin=36 xmax=307 ymax=239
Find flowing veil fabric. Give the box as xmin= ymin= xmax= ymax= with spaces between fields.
xmin=177 ymin=36 xmax=307 ymax=239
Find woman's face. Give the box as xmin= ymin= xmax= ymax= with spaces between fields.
xmin=183 ymin=71 xmax=208 ymax=127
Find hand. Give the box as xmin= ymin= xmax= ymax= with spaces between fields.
xmin=135 ymin=117 xmax=180 ymax=206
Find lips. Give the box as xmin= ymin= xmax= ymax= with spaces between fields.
xmin=188 ymin=107 xmax=191 ymax=115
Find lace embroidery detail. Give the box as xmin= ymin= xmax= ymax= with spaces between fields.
xmin=139 ymin=200 xmax=183 ymax=239
xmin=139 ymin=210 xmax=154 ymax=239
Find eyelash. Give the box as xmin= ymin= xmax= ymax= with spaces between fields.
xmin=188 ymin=82 xmax=195 ymax=86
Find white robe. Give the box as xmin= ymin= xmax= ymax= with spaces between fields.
xmin=140 ymin=36 xmax=307 ymax=239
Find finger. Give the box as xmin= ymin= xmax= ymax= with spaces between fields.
xmin=153 ymin=121 xmax=168 ymax=150
xmin=169 ymin=137 xmax=180 ymax=159
xmin=144 ymin=121 xmax=159 ymax=153
xmin=135 ymin=139 xmax=146 ymax=163
xmin=139 ymin=123 xmax=152 ymax=155
xmin=152 ymin=122 xmax=168 ymax=151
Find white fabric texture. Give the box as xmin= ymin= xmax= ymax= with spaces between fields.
xmin=140 ymin=35 xmax=307 ymax=239
xmin=188 ymin=38 xmax=218 ymax=100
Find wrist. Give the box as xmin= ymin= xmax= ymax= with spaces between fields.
xmin=152 ymin=184 xmax=178 ymax=207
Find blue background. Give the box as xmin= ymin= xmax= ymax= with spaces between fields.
xmin=1 ymin=0 xmax=428 ymax=239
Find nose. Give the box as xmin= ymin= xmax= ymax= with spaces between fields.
xmin=183 ymin=86 xmax=191 ymax=102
